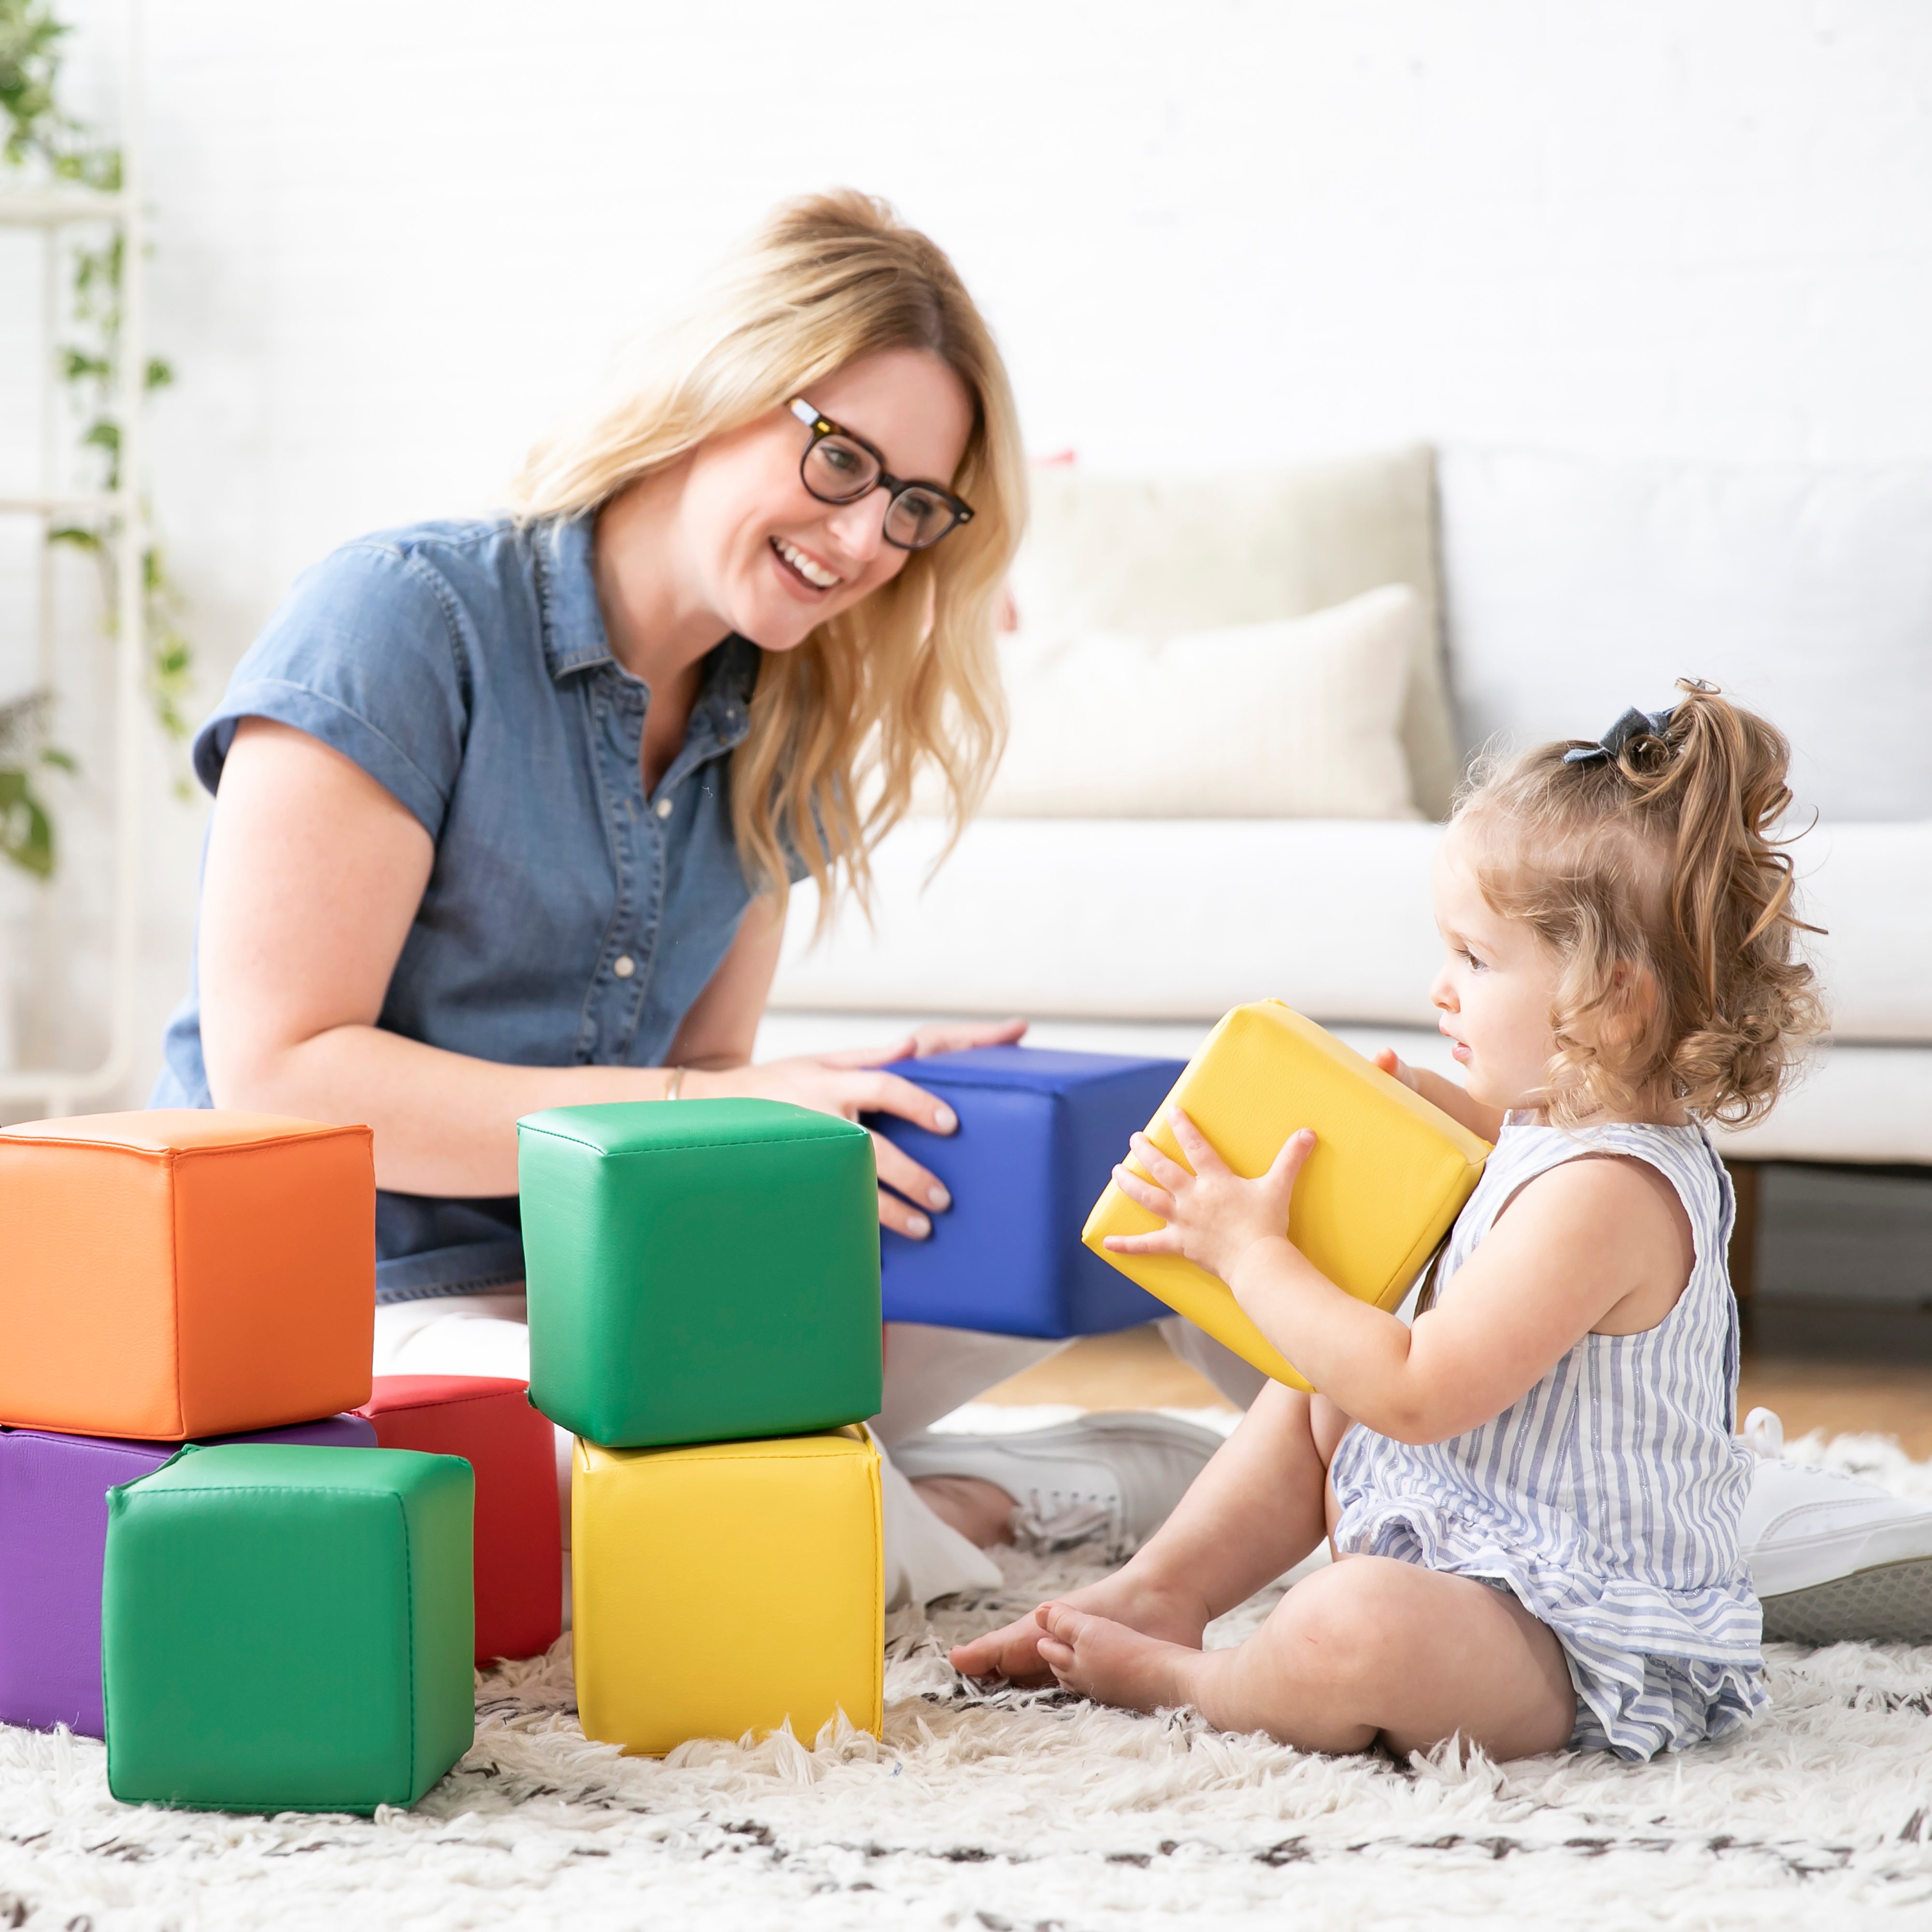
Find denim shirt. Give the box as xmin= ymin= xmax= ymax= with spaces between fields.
xmin=153 ymin=515 xmax=773 ymax=1303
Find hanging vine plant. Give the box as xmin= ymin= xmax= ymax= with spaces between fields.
xmin=0 ymin=0 xmax=194 ymax=878
xmin=0 ymin=692 xmax=74 ymax=878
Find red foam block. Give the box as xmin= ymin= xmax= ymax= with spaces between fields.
xmin=356 ymin=1375 xmax=561 ymax=1664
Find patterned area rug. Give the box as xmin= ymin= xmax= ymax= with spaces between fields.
xmin=3 ymin=1429 xmax=1931 ymax=1930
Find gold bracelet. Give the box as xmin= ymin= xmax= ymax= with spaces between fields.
xmin=663 ymin=1066 xmax=687 ymax=1102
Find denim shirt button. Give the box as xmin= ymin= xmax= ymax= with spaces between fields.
xmin=654 ymin=796 xmax=673 ymax=819
xmin=613 ymin=954 xmax=636 ymax=979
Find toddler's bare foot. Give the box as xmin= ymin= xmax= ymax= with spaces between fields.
xmin=1034 ymin=1601 xmax=1205 ymax=1715
xmin=949 ymin=1571 xmax=1209 ymax=1686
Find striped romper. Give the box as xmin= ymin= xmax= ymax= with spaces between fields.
xmin=1329 ymin=1115 xmax=1767 ymax=1761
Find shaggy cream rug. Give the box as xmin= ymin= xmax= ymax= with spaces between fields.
xmin=3 ymin=1425 xmax=1931 ymax=1930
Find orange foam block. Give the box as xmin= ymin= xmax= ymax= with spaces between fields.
xmin=0 ymin=1111 xmax=376 ymax=1440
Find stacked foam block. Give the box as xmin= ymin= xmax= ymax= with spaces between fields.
xmin=515 ymin=1051 xmax=1186 ymax=1757
xmin=356 ymin=1374 xmax=562 ymax=1668
xmin=0 ymin=1111 xmax=559 ymax=1814
xmin=518 ymin=1099 xmax=888 ymax=1756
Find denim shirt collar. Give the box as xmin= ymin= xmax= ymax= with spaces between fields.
xmin=535 ymin=512 xmax=759 ymax=752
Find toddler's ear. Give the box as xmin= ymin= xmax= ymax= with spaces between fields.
xmin=1600 ymin=959 xmax=1665 ymax=1057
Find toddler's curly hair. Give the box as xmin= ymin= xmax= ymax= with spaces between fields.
xmin=1455 ymin=679 xmax=1826 ymax=1128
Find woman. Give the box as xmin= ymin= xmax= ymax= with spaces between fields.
xmin=154 ymin=192 xmax=1220 ymax=1606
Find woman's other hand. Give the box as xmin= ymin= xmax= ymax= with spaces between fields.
xmin=1101 ymin=1107 xmax=1314 ymax=1285
xmin=692 ymin=1016 xmax=1025 ymax=1237
xmin=904 ymin=1016 xmax=1026 ymax=1058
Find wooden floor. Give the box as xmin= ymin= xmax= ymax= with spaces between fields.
xmin=980 ymin=1324 xmax=1932 ymax=1458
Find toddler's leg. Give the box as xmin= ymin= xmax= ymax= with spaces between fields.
xmin=951 ymin=1381 xmax=1333 ymax=1681
xmin=1040 ymin=1554 xmax=1576 ymax=1761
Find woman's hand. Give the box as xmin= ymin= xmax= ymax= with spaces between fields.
xmin=902 ymin=1016 xmax=1027 ymax=1060
xmin=691 ymin=1017 xmax=1026 ymax=1238
xmin=1101 ymin=1107 xmax=1315 ymax=1285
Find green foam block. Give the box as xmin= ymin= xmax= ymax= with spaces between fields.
xmin=518 ymin=1099 xmax=882 ymax=1449
xmin=103 ymin=1445 xmax=475 ymax=1813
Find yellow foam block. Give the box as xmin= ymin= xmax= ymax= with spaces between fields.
xmin=571 ymin=1427 xmax=882 ymax=1756
xmin=1081 ymin=1002 xmax=1490 ymax=1392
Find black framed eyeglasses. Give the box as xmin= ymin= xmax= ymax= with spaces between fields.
xmin=787 ymin=397 xmax=975 ymax=552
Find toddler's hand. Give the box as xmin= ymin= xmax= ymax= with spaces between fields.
xmin=1372 ymin=1047 xmax=1421 ymax=1093
xmin=1101 ymin=1106 xmax=1312 ymax=1284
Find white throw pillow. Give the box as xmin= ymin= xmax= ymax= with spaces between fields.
xmin=949 ymin=584 xmax=1423 ymax=821
xmin=1014 ymin=450 xmax=1457 ymax=816
xmin=1439 ymin=447 xmax=1932 ymax=823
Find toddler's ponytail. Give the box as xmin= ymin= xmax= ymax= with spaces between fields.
xmin=1649 ymin=684 xmax=1822 ymax=1122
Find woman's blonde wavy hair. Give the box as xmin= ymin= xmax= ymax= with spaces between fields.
xmin=508 ymin=190 xmax=1023 ymax=923
xmin=1454 ymin=679 xmax=1826 ymax=1129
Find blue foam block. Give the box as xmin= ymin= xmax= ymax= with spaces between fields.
xmin=868 ymin=1046 xmax=1185 ymax=1338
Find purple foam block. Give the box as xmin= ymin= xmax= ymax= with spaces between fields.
xmin=0 ymin=1413 xmax=375 ymax=1736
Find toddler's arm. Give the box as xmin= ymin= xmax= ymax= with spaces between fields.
xmin=1104 ymin=1110 xmax=1690 ymax=1444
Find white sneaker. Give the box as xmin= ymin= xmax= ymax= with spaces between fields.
xmin=1739 ymin=1407 xmax=1932 ymax=1645
xmin=888 ymin=1413 xmax=1224 ymax=1557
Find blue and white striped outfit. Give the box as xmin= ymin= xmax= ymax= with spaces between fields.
xmin=1329 ymin=1115 xmax=1766 ymax=1762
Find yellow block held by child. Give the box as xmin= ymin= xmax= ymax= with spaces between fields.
xmin=1081 ymin=1001 xmax=1491 ymax=1392
xmin=571 ymin=1427 xmax=883 ymax=1758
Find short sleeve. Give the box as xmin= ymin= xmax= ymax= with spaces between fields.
xmin=192 ymin=541 xmax=471 ymax=839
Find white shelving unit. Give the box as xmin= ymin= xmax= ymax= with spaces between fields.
xmin=0 ymin=7 xmax=146 ymax=1117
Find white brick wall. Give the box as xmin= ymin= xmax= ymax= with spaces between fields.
xmin=6 ymin=0 xmax=1932 ymax=1105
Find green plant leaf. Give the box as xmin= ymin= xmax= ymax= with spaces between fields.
xmin=0 ymin=0 xmax=72 ymax=183
xmin=47 ymin=522 xmax=100 ymax=550
xmin=144 ymin=355 xmax=172 ymax=390
xmin=0 ymin=767 xmax=55 ymax=880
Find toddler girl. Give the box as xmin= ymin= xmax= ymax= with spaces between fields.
xmin=952 ymin=682 xmax=1823 ymax=1762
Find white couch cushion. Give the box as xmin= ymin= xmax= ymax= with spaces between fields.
xmin=954 ymin=586 xmax=1422 ymax=821
xmin=1013 ymin=450 xmax=1458 ymax=817
xmin=775 ymin=815 xmax=1932 ymax=1045
xmin=1439 ymin=448 xmax=1932 ymax=823
xmin=1790 ymin=821 xmax=1932 ymax=1043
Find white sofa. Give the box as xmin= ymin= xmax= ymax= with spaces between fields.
xmin=759 ymin=447 xmax=1932 ymax=1170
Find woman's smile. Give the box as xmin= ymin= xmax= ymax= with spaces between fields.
xmin=767 ymin=533 xmax=843 ymax=593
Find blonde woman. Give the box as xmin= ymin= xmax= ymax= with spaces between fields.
xmin=155 ymin=193 xmax=1220 ymax=1608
